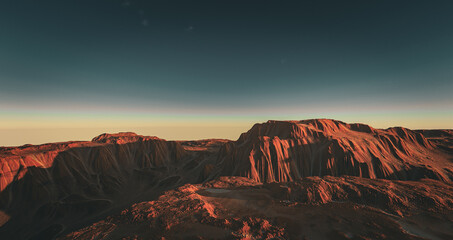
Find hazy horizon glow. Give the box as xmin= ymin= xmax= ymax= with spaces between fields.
xmin=1 ymin=0 xmax=452 ymax=146
xmin=1 ymin=107 xmax=451 ymax=146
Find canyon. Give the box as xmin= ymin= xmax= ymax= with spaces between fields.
xmin=0 ymin=119 xmax=452 ymax=239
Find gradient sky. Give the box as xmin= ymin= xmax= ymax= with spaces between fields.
xmin=1 ymin=0 xmax=452 ymax=146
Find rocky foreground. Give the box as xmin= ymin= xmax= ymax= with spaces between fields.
xmin=60 ymin=176 xmax=453 ymax=240
xmin=0 ymin=119 xmax=452 ymax=239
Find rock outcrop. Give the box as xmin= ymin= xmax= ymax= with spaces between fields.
xmin=0 ymin=133 xmax=214 ymax=239
xmin=214 ymin=119 xmax=453 ymax=183
xmin=59 ymin=176 xmax=453 ymax=240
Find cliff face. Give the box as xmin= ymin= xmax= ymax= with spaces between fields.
xmin=214 ymin=119 xmax=453 ymax=183
xmin=0 ymin=133 xmax=185 ymax=193
xmin=0 ymin=133 xmax=211 ymax=239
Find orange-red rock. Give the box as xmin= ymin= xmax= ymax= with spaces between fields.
xmin=215 ymin=119 xmax=453 ymax=182
xmin=0 ymin=120 xmax=452 ymax=239
xmin=59 ymin=176 xmax=453 ymax=240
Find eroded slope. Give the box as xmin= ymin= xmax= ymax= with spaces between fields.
xmin=0 ymin=133 xmax=222 ymax=239
xmin=214 ymin=119 xmax=453 ymax=183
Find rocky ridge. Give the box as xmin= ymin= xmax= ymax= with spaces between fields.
xmin=0 ymin=119 xmax=452 ymax=239
xmin=214 ymin=119 xmax=452 ymax=183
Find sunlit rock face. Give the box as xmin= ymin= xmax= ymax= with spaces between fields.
xmin=214 ymin=119 xmax=453 ymax=183
xmin=0 ymin=120 xmax=452 ymax=239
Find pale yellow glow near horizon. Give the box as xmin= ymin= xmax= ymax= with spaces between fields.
xmin=0 ymin=125 xmax=252 ymax=147
xmin=0 ymin=109 xmax=452 ymax=147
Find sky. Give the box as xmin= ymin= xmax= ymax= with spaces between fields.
xmin=0 ymin=0 xmax=452 ymax=146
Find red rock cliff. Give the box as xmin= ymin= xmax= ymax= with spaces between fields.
xmin=214 ymin=119 xmax=453 ymax=183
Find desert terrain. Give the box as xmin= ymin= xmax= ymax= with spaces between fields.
xmin=1 ymin=119 xmax=452 ymax=239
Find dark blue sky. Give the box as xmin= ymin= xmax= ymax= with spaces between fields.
xmin=0 ymin=0 xmax=452 ymax=140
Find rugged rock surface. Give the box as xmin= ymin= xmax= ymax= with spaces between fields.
xmin=0 ymin=133 xmax=219 ymax=239
xmin=214 ymin=119 xmax=453 ymax=183
xmin=59 ymin=176 xmax=453 ymax=240
xmin=416 ymin=129 xmax=453 ymax=153
xmin=0 ymin=119 xmax=452 ymax=239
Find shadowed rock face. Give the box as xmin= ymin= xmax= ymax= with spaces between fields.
xmin=0 ymin=133 xmax=217 ymax=239
xmin=0 ymin=120 xmax=452 ymax=239
xmin=416 ymin=129 xmax=453 ymax=153
xmin=0 ymin=133 xmax=186 ymax=193
xmin=214 ymin=119 xmax=453 ymax=183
